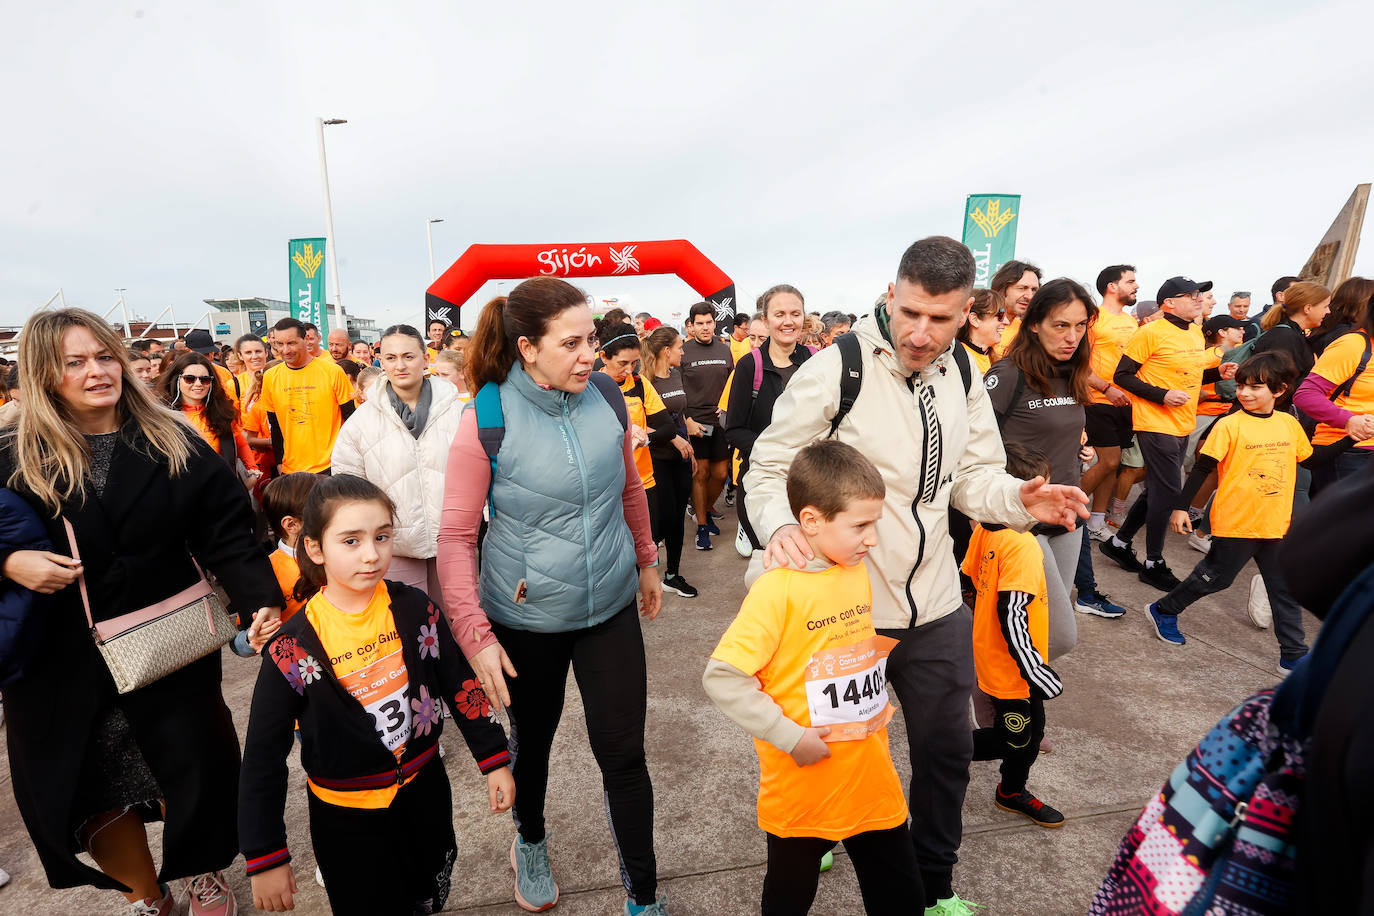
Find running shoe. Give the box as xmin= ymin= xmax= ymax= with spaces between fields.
xmin=624 ymin=895 xmax=670 ymax=915
xmin=1087 ymin=525 xmax=1113 ymax=543
xmin=924 ymin=893 xmax=988 ymax=915
xmin=695 ymin=526 xmax=712 ymax=551
xmin=724 ymin=487 xmax=735 ymax=507
xmin=704 ymin=517 xmax=721 ymax=536
xmin=819 ymin=850 xmax=834 ymax=872
xmin=709 ymin=509 xmax=725 ymax=521
xmin=315 ymin=866 xmax=325 ymax=888
xmin=1097 ymin=537 xmax=1143 ymax=572
xmin=128 ymin=885 xmax=177 ymax=916
xmin=1277 ymin=655 xmax=1306 ymax=677
xmin=994 ymin=785 xmax=1065 ymax=828
xmin=1147 ymin=602 xmax=1186 ymax=645
xmin=511 ymin=835 xmax=559 ymax=912
xmin=1075 ymin=591 xmax=1126 ymax=618
xmin=1247 ymin=574 xmax=1272 ymax=629
xmin=1187 ymin=532 xmax=1212 ymax=554
xmin=1138 ymin=562 xmax=1182 ymax=591
xmin=734 ymin=525 xmax=752 ymax=557
xmin=183 ymin=872 xmax=235 ymax=916
xmin=685 ymin=500 xmax=694 ymax=518
xmin=662 ymin=574 xmax=698 ymax=598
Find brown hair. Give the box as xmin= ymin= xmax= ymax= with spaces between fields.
xmin=294 ymin=474 xmax=396 ymax=603
xmin=786 ymin=439 xmax=885 ymax=521
xmin=759 ymin=284 xmax=804 ymax=312
xmin=262 ymin=472 xmax=320 ymax=542
xmin=957 ymin=288 xmax=1005 ymax=346
xmin=1003 ymin=441 xmax=1052 ymax=481
xmin=1260 ymin=280 xmax=1331 ymax=331
xmin=158 ymin=351 xmax=239 ymax=453
xmin=1325 ymin=276 xmax=1374 ymax=331
xmin=1003 ymin=277 xmax=1099 ymax=403
xmin=640 ymin=326 xmax=680 ymax=378
xmin=467 ymin=277 xmax=589 ymax=390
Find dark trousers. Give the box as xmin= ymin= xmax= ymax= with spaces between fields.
xmin=645 ymin=482 xmax=660 ymax=545
xmin=1311 ymin=446 xmax=1372 ymax=498
xmin=652 ymin=456 xmax=692 ymax=576
xmin=308 ymin=758 xmax=456 ymax=916
xmin=492 ymin=604 xmax=658 ymax=905
xmin=1074 ymin=521 xmax=1098 ymax=595
xmin=1117 ymin=430 xmax=1189 ymax=560
xmin=972 ymin=696 xmax=1045 ymax=794
xmin=1156 ymin=537 xmax=1308 ymax=659
xmin=762 ymin=825 xmax=924 ymax=916
xmin=878 ymin=607 xmax=975 ymax=906
xmin=736 ymin=454 xmax=762 ymax=551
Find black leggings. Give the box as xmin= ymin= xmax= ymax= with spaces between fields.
xmin=308 ymin=758 xmax=456 ymax=915
xmin=491 ymin=604 xmax=657 ymax=905
xmin=1118 ymin=430 xmax=1189 ymax=561
xmin=762 ymin=825 xmax=924 ymax=915
xmin=972 ymin=696 xmax=1045 ymax=794
xmin=652 ymin=455 xmax=692 ymax=575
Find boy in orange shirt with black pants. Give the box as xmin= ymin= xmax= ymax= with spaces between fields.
xmin=962 ymin=442 xmax=1065 ymax=828
xmin=704 ymin=440 xmax=921 ymax=915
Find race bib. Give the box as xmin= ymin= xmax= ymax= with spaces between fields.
xmin=803 ymin=635 xmax=898 ymax=742
xmin=337 ymin=647 xmax=412 ymax=754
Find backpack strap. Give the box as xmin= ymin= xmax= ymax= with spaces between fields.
xmin=586 ymin=370 xmax=630 ymax=432
xmin=752 ymin=348 xmax=764 ymax=396
xmin=951 ymin=340 xmax=972 ymax=396
xmin=829 ymin=333 xmax=864 ymax=439
xmin=473 ymin=382 xmax=505 ymax=514
xmin=1330 ymin=331 xmax=1372 ymax=402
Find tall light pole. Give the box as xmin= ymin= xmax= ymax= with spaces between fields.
xmin=426 ymin=218 xmax=445 ymax=281
xmin=316 ymin=117 xmax=348 ymax=335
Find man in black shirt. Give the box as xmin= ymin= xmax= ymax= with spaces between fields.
xmin=679 ymin=302 xmax=735 ymax=550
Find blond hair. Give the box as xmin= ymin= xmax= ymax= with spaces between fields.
xmin=11 ymin=309 xmax=194 ymax=513
xmin=1260 ymin=280 xmax=1331 ymax=331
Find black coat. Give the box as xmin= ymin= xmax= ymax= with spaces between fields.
xmin=723 ymin=344 xmax=812 ymax=460
xmin=0 ymin=420 xmax=281 ymax=891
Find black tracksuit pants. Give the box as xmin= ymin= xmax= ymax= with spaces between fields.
xmin=652 ymin=455 xmax=692 ymax=576
xmin=761 ymin=825 xmax=924 ymax=915
xmin=1117 ymin=430 xmax=1189 ymax=561
xmin=972 ymin=696 xmax=1046 ymax=794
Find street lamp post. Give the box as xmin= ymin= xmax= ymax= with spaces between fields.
xmin=316 ymin=117 xmax=348 ymax=335
xmin=427 ymin=218 xmax=445 ymax=281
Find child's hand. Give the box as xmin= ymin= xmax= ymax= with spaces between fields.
xmin=248 ymin=607 xmax=284 ymax=653
xmin=1170 ymin=510 xmax=1192 ymax=535
xmin=789 ymin=727 xmax=831 ymax=766
xmin=487 ymin=766 xmax=515 ymax=813
xmin=251 ymin=863 xmax=297 ymax=911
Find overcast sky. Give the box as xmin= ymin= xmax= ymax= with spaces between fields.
xmin=4 ymin=1 xmax=1373 ymax=332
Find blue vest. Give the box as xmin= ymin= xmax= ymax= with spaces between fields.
xmin=475 ymin=364 xmax=638 ymax=632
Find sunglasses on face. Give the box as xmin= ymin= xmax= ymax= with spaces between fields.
xmin=179 ymin=374 xmax=212 ymax=384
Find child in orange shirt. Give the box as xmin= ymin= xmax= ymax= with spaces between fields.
xmin=261 ymin=473 xmax=320 ymax=622
xmin=962 ymin=442 xmax=1065 ymax=829
xmin=704 ymin=440 xmax=921 ymax=915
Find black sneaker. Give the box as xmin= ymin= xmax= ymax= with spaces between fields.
xmin=1097 ymin=537 xmax=1144 ymax=572
xmin=724 ymin=486 xmax=736 ymax=507
xmin=709 ymin=509 xmax=725 ymax=521
xmin=995 ymin=786 xmax=1065 ymax=828
xmin=663 ymin=574 xmax=698 ymax=598
xmin=1139 ymin=562 xmax=1182 ymax=591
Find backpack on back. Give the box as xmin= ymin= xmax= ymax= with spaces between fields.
xmin=825 ymin=332 xmax=972 ymax=439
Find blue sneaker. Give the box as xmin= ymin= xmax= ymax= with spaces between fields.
xmin=1277 ymin=655 xmax=1306 ymax=677
xmin=625 ymin=895 xmax=670 ymax=915
xmin=510 ymin=835 xmax=558 ymax=912
xmin=704 ymin=517 xmax=721 ymax=536
xmin=1075 ymin=591 xmax=1126 ymax=619
xmin=696 ymin=525 xmax=712 ymax=550
xmin=1146 ymin=602 xmax=1186 ymax=645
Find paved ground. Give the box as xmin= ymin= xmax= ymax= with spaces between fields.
xmin=0 ymin=503 xmax=1313 ymax=915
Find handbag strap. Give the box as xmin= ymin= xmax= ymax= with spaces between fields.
xmin=62 ymin=517 xmax=95 ymax=630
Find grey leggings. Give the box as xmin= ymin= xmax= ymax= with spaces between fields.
xmin=1037 ymin=527 xmax=1082 ymax=660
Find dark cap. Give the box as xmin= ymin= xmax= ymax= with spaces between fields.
xmin=1134 ymin=300 xmax=1160 ymax=321
xmin=184 ymin=328 xmax=217 ymax=355
xmin=1203 ymin=315 xmax=1246 ymax=336
xmin=1156 ymin=276 xmax=1214 ymax=303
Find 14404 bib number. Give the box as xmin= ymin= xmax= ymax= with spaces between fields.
xmin=803 ymin=635 xmax=898 ymax=741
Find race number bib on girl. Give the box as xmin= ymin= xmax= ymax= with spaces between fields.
xmin=804 ymin=635 xmax=898 ymax=742
xmin=337 ymin=647 xmax=413 ymax=754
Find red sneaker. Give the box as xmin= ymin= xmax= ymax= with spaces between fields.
xmin=183 ymin=871 xmax=237 ymax=916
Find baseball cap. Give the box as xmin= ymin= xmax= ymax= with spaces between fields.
xmin=184 ymin=328 xmax=217 ymax=355
xmin=643 ymin=317 xmax=662 ymax=331
xmin=1156 ymin=276 xmax=1214 ymax=303
xmin=1202 ymin=315 xmax=1246 ymax=336
xmin=1134 ymin=300 xmax=1160 ymax=321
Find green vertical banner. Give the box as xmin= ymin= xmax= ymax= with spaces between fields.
xmin=962 ymin=194 xmax=1021 ymax=289
xmin=288 ymin=238 xmax=329 ymax=334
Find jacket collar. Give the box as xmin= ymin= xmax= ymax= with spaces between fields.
xmin=757 ymin=342 xmax=811 ymax=373
xmin=506 ymin=361 xmax=579 ymax=417
xmin=373 ymin=376 xmax=458 ymax=435
xmin=853 ymin=313 xmax=960 ymax=382
xmin=1162 ymin=313 xmax=1192 ymax=331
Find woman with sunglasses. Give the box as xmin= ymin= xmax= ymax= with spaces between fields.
xmin=159 ymin=352 xmax=260 ymax=488
xmin=957 ymin=288 xmax=1010 ymax=375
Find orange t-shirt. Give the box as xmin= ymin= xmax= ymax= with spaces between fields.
xmin=213 ymin=362 xmax=240 ymax=411
xmin=616 ymin=373 xmax=665 ymax=490
xmin=1202 ymin=410 xmax=1312 ymax=539
xmin=963 ymin=342 xmax=991 ymax=377
xmin=269 ymin=546 xmax=305 ymax=621
xmin=181 ymin=404 xmax=256 ymax=468
xmin=1122 ymin=318 xmax=1206 ymax=436
xmin=997 ymin=317 xmax=1021 ymax=358
xmin=710 ymin=562 xmax=907 ymax=841
xmin=963 ymin=525 xmax=1049 ymax=701
xmin=258 ymin=357 xmax=354 ymax=473
xmin=305 ymin=583 xmax=415 ymax=809
xmin=1311 ymin=331 xmax=1374 ymax=448
xmin=1087 ymin=309 xmax=1138 ymax=405
xmin=1197 ymin=346 xmax=1231 ymax=416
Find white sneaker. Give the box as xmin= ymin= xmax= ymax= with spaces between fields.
xmin=1088 ymin=525 xmax=1113 ymax=543
xmin=1188 ymin=532 xmax=1212 ymax=553
xmin=1247 ymin=574 xmax=1272 ymax=629
xmin=734 ymin=525 xmax=752 ymax=558
xmin=315 ymin=866 xmax=325 ymax=888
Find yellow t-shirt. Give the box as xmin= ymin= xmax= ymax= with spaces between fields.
xmin=1203 ymin=410 xmax=1313 ymax=539
xmin=710 ymin=562 xmax=907 ymax=841
xmin=616 ymin=373 xmax=666 ymax=490
xmin=729 ymin=334 xmax=754 ymax=366
xmin=962 ymin=526 xmax=1049 ymax=700
xmin=1197 ymin=346 xmax=1230 ymax=416
xmin=962 ymin=342 xmax=991 ymax=377
xmin=1311 ymin=331 xmax=1374 ymax=447
xmin=1087 ymin=309 xmax=1138 ymax=406
xmin=258 ymin=357 xmax=354 ymax=473
xmin=1122 ymin=318 xmax=1206 ymax=436
xmin=305 ymin=583 xmax=414 ymax=809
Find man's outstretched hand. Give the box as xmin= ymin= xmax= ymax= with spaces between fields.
xmin=1019 ymin=477 xmax=1090 ymax=530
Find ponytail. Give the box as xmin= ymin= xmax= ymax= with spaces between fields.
xmin=1258 ymin=303 xmax=1285 ymax=332
xmin=1261 ymin=280 xmax=1332 ymax=332
xmin=465 ymin=277 xmax=591 ymax=391
xmin=467 ymin=296 xmax=518 ymax=390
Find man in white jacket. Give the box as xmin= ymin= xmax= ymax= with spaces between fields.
xmin=744 ymin=236 xmax=1088 ymax=916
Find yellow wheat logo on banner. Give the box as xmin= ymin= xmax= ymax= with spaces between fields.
xmin=971 ymin=200 xmax=1016 ymax=238
xmin=292 ymin=243 xmax=324 ymax=279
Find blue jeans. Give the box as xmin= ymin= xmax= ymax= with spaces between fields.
xmin=1074 ymin=524 xmax=1097 ymax=596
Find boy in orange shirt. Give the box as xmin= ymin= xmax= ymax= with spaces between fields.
xmin=962 ymin=442 xmax=1065 ymax=829
xmin=260 ymin=473 xmax=320 ymax=621
xmin=704 ymin=440 xmax=921 ymax=915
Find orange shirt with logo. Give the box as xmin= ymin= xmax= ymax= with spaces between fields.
xmin=258 ymin=357 xmax=354 ymax=473
xmin=1202 ymin=410 xmax=1312 ymax=539
xmin=1087 ymin=309 xmax=1138 ymax=406
xmin=962 ymin=526 xmax=1049 ymax=700
xmin=710 ymin=562 xmax=907 ymax=841
xmin=1123 ymin=318 xmax=1206 ymax=436
xmin=1311 ymin=331 xmax=1374 ymax=448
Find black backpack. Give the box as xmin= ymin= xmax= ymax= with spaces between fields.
xmin=826 ymin=333 xmax=972 ymax=438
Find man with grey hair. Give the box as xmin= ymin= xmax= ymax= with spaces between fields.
xmin=819 ymin=310 xmax=852 ymax=345
xmin=1228 ymin=292 xmax=1258 ymax=342
xmin=744 ymin=236 xmax=1088 ymax=914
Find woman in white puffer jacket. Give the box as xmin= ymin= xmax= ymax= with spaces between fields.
xmin=331 ymin=323 xmax=463 ymax=596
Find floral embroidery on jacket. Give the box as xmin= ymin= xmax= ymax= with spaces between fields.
xmin=411 ymin=684 xmax=441 ymax=736
xmin=454 ymin=678 xmax=492 ymax=721
xmin=298 ymin=655 xmax=323 ymax=685
xmin=417 ymin=622 xmax=440 ymax=660
xmin=269 ymin=635 xmax=308 ymax=695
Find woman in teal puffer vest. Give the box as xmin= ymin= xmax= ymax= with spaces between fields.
xmin=437 ymin=277 xmax=668 ymax=915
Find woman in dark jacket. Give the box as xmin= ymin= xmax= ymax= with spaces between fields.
xmin=724 ymin=284 xmax=811 ymax=551
xmin=1252 ymin=280 xmax=1331 ymax=410
xmin=0 ymin=309 xmax=281 ymax=914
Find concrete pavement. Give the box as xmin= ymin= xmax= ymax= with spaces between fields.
xmin=0 ymin=507 xmax=1312 ymax=915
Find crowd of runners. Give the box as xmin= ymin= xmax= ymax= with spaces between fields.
xmin=0 ymin=235 xmax=1371 ymax=915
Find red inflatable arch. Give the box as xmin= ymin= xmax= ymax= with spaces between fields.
xmin=424 ymin=239 xmax=737 ymax=330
